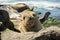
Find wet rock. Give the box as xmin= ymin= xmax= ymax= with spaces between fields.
xmin=1 ymin=26 xmax=60 ymax=40
xmin=0 ymin=10 xmax=10 ymax=31
xmin=10 ymin=3 xmax=29 ymax=12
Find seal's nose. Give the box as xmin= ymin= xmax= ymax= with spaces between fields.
xmin=29 ymin=17 xmax=33 ymax=20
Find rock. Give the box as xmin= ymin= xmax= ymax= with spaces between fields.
xmin=34 ymin=26 xmax=60 ymax=40
xmin=10 ymin=3 xmax=29 ymax=12
xmin=0 ymin=10 xmax=10 ymax=31
xmin=0 ymin=3 xmax=30 ymax=20
xmin=1 ymin=26 xmax=60 ymax=40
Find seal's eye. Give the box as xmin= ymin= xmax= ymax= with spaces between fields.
xmin=33 ymin=14 xmax=36 ymax=17
xmin=23 ymin=16 xmax=25 ymax=20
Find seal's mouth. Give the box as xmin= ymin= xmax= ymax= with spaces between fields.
xmin=26 ymin=19 xmax=35 ymax=27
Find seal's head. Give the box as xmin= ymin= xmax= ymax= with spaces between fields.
xmin=19 ymin=10 xmax=37 ymax=28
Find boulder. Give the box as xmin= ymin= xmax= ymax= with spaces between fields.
xmin=1 ymin=26 xmax=60 ymax=40
xmin=0 ymin=10 xmax=10 ymax=31
xmin=10 ymin=3 xmax=29 ymax=12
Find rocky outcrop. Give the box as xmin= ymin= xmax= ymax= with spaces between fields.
xmin=0 ymin=10 xmax=10 ymax=31
xmin=1 ymin=26 xmax=60 ymax=40
xmin=9 ymin=3 xmax=29 ymax=12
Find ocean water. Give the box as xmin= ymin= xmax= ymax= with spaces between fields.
xmin=33 ymin=7 xmax=60 ymax=20
xmin=25 ymin=1 xmax=60 ymax=20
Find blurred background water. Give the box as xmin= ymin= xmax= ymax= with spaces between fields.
xmin=0 ymin=0 xmax=60 ymax=20
xmin=33 ymin=6 xmax=60 ymax=20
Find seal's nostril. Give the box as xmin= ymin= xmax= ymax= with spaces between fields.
xmin=23 ymin=17 xmax=25 ymax=20
xmin=29 ymin=17 xmax=33 ymax=20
